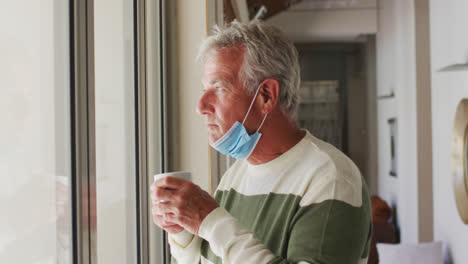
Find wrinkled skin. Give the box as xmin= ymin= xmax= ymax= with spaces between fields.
xmin=150 ymin=176 xmax=219 ymax=235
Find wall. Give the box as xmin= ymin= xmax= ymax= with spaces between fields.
xmin=169 ymin=0 xmax=211 ymax=191
xmin=376 ymin=0 xmax=400 ymax=213
xmin=377 ymin=0 xmax=413 ymax=242
xmin=376 ymin=0 xmax=433 ymax=243
xmin=430 ymin=0 xmax=468 ymax=263
xmin=94 ymin=0 xmax=138 ymax=262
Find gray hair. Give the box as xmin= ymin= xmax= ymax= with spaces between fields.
xmin=197 ymin=20 xmax=301 ymax=121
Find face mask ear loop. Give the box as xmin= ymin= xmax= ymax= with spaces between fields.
xmin=242 ymin=84 xmax=263 ymax=125
xmin=256 ymin=113 xmax=268 ymax=133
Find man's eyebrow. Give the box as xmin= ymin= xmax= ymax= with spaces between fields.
xmin=204 ymin=79 xmax=233 ymax=88
xmin=211 ymin=79 xmax=228 ymax=86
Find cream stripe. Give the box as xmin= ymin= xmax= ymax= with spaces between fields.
xmin=216 ymin=131 xmax=363 ymax=207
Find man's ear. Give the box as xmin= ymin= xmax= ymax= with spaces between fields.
xmin=257 ymin=78 xmax=280 ymax=114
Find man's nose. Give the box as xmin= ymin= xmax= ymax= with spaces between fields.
xmin=196 ymin=92 xmax=213 ymax=115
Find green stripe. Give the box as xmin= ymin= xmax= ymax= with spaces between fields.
xmin=200 ymin=184 xmax=371 ymax=264
xmin=286 ymin=187 xmax=372 ymax=263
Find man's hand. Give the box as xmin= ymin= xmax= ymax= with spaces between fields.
xmin=150 ymin=213 xmax=185 ymax=234
xmin=150 ymin=176 xmax=219 ymax=235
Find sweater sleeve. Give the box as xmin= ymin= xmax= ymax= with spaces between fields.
xmin=168 ymin=230 xmax=202 ymax=264
xmin=198 ymin=201 xmax=371 ymax=264
xmin=198 ymin=207 xmax=311 ymax=264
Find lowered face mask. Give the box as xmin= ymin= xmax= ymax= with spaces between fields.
xmin=210 ymin=84 xmax=268 ymax=160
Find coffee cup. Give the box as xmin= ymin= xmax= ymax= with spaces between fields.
xmin=153 ymin=171 xmax=192 ymax=183
xmin=153 ymin=171 xmax=191 ymax=203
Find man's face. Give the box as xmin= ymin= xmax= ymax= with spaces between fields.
xmin=197 ymin=47 xmax=254 ymax=144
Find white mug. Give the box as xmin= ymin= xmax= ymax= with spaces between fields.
xmin=153 ymin=171 xmax=192 ymax=183
xmin=153 ymin=171 xmax=191 ymax=203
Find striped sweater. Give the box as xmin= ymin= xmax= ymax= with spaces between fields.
xmin=169 ymin=130 xmax=372 ymax=264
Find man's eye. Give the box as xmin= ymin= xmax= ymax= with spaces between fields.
xmin=216 ymin=87 xmax=225 ymax=92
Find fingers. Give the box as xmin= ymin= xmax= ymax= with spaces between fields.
xmin=151 ymin=213 xmax=184 ymax=233
xmin=165 ymin=224 xmax=184 ymax=234
xmin=150 ymin=187 xmax=174 ymax=204
xmin=162 ymin=213 xmax=197 ymax=234
xmin=150 ymin=180 xmax=219 ymax=235
xmin=152 ymin=202 xmax=176 ymax=215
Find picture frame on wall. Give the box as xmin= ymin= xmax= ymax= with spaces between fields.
xmin=452 ymin=99 xmax=468 ymax=224
xmin=388 ymin=118 xmax=398 ymax=177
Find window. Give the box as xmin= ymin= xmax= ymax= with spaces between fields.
xmin=0 ymin=1 xmax=72 ymax=263
xmin=1 ymin=0 xmax=166 ymax=263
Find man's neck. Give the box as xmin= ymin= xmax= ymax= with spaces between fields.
xmin=247 ymin=116 xmax=305 ymax=165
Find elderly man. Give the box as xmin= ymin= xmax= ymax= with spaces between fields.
xmin=151 ymin=20 xmax=371 ymax=264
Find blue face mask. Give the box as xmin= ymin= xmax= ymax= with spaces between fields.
xmin=210 ymin=85 xmax=268 ymax=160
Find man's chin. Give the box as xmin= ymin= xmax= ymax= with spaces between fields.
xmin=208 ymin=133 xmax=221 ymax=144
xmin=208 ymin=136 xmax=217 ymax=144
xmin=206 ymin=127 xmax=221 ymax=143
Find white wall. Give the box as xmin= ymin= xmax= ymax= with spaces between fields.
xmin=94 ymin=0 xmax=137 ymax=262
xmin=430 ymin=0 xmax=468 ymax=263
xmin=376 ymin=0 xmax=434 ymax=243
xmin=172 ymin=0 xmax=211 ymax=191
xmin=377 ymin=0 xmax=418 ymax=242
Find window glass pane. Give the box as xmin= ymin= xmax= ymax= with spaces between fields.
xmin=0 ymin=1 xmax=72 ymax=263
xmin=94 ymin=0 xmax=137 ymax=263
